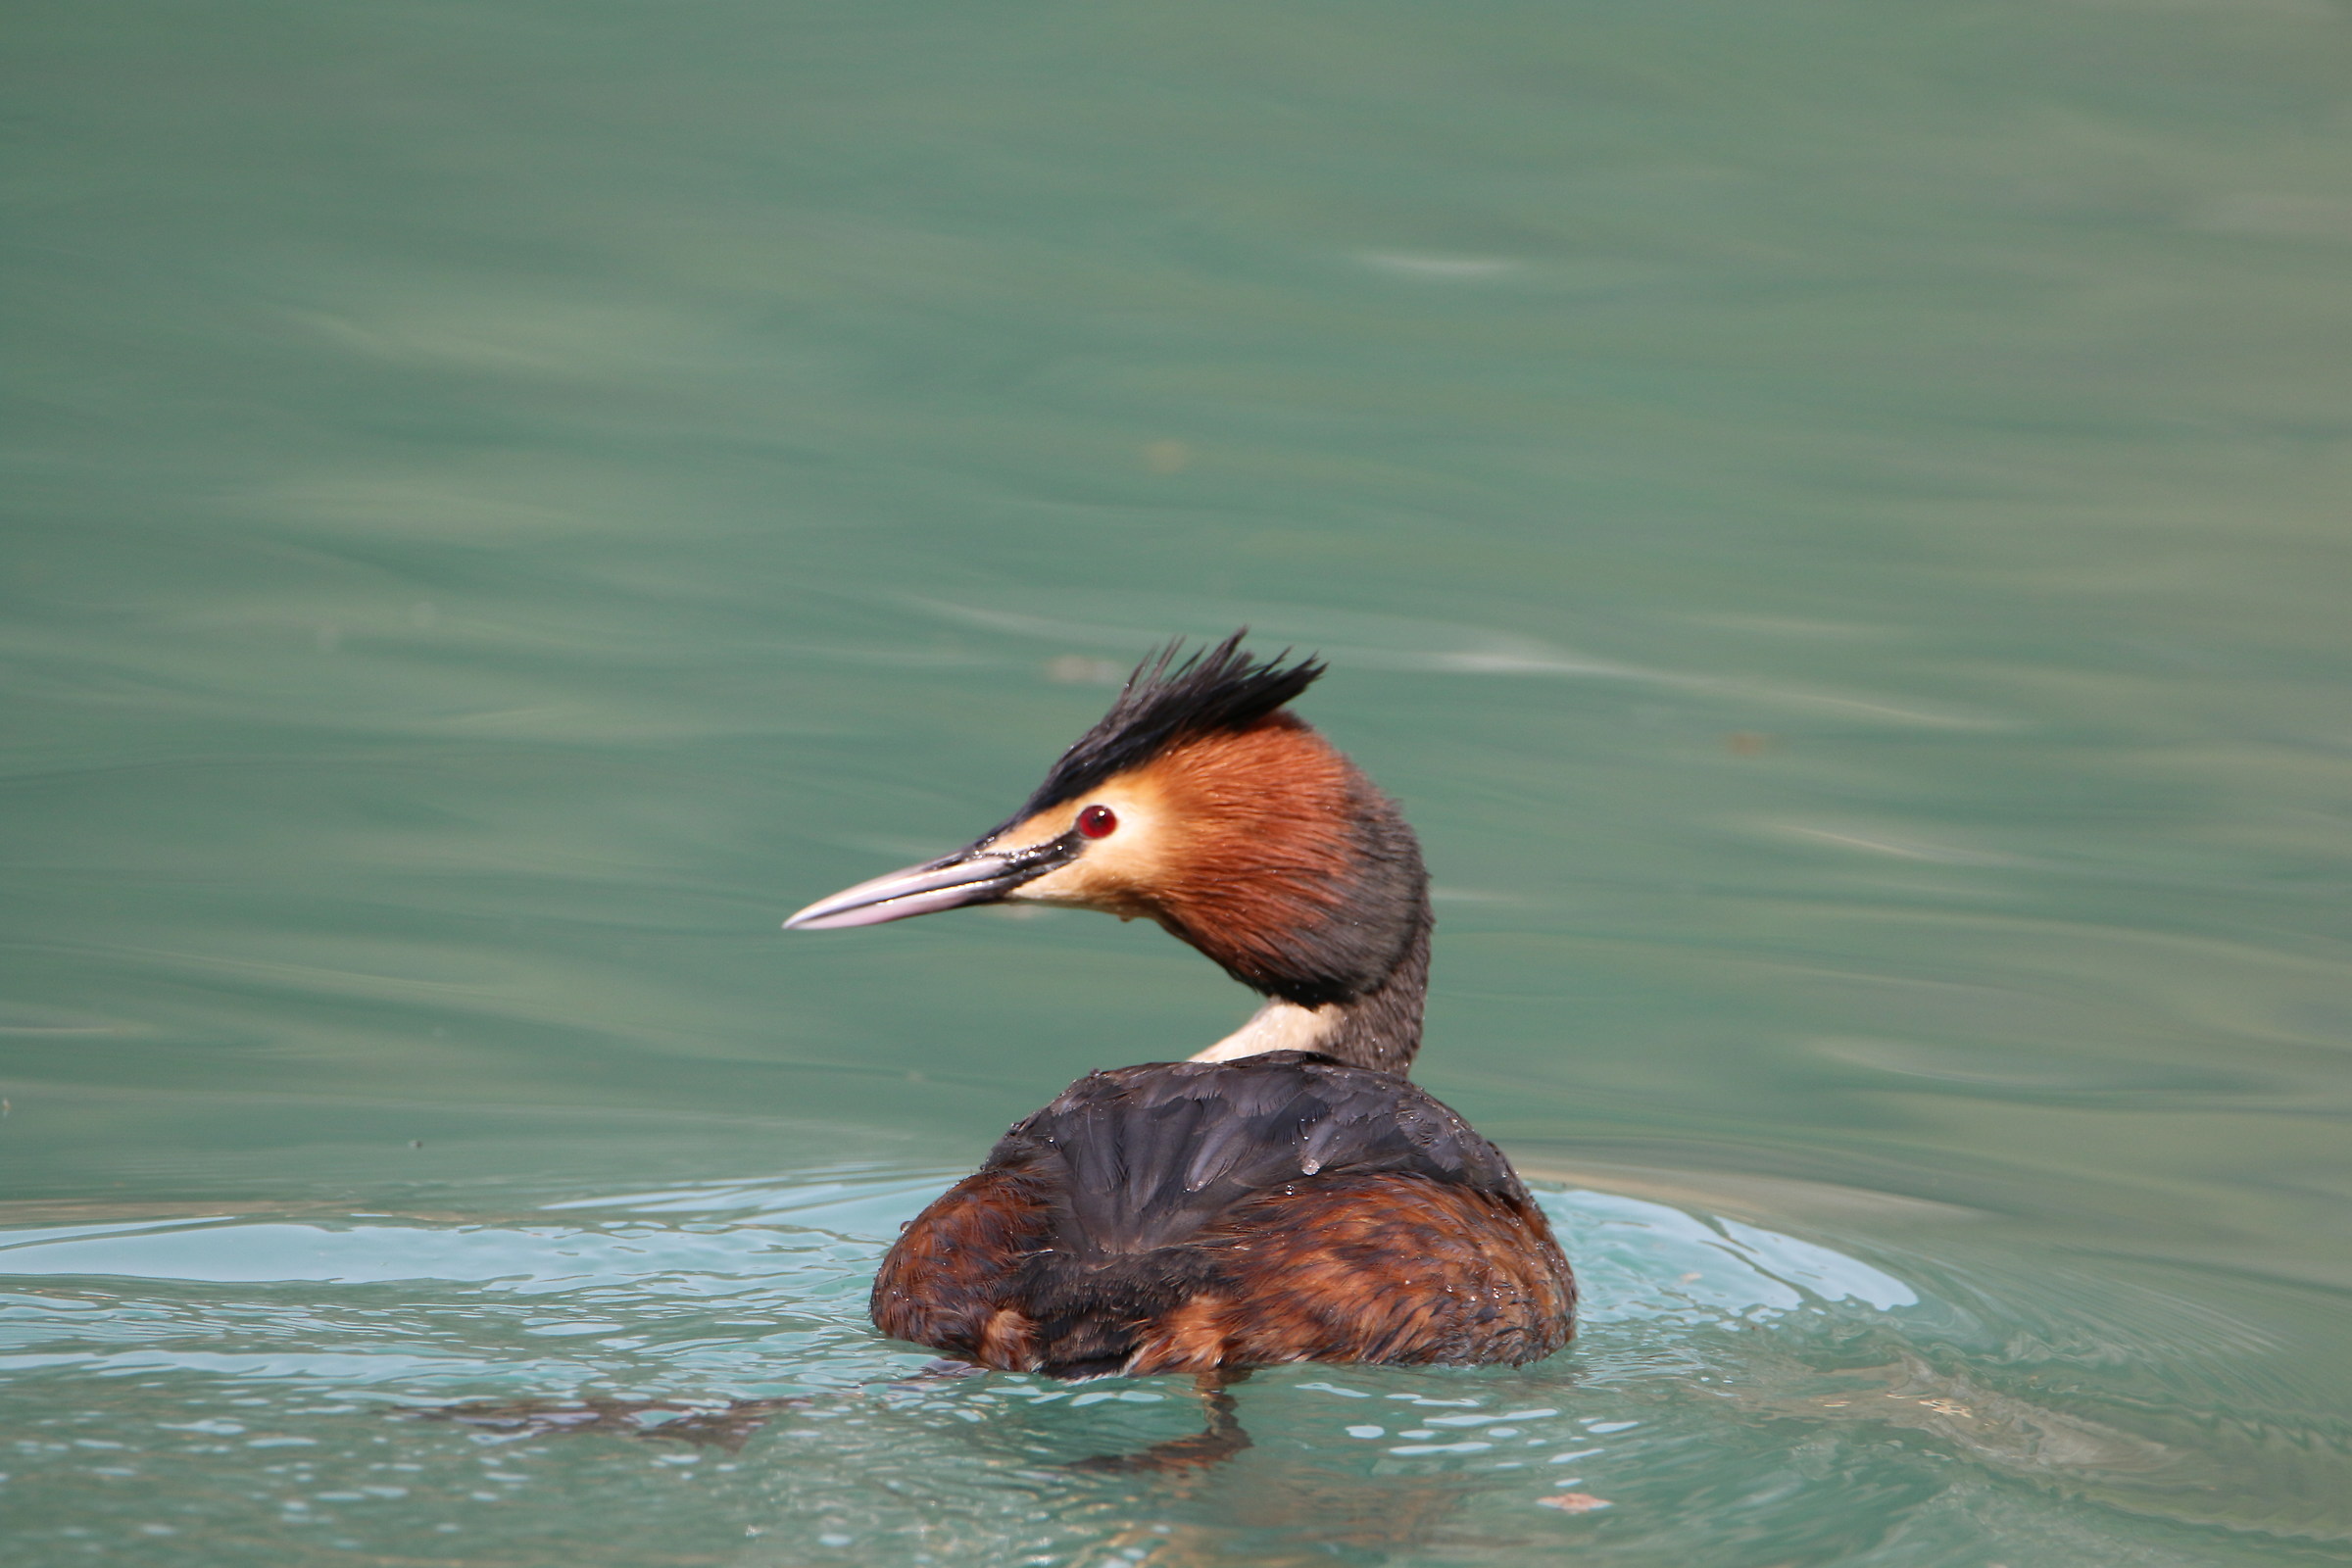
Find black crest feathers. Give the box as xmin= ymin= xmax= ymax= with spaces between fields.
xmin=1020 ymin=632 xmax=1325 ymax=814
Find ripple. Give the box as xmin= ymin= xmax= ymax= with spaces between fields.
xmin=3 ymin=1171 xmax=2345 ymax=1556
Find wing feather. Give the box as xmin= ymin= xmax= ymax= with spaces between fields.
xmin=993 ymin=1052 xmax=1525 ymax=1257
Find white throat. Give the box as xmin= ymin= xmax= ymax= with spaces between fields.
xmin=1188 ymin=1000 xmax=1342 ymax=1063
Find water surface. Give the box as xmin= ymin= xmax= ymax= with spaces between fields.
xmin=5 ymin=0 xmax=2351 ymax=1562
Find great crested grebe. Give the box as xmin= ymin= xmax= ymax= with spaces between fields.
xmin=786 ymin=634 xmax=1573 ymax=1452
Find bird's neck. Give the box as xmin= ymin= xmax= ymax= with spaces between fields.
xmin=1189 ymin=907 xmax=1430 ymax=1075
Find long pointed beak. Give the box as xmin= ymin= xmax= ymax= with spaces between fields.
xmin=783 ymin=833 xmax=1076 ymax=932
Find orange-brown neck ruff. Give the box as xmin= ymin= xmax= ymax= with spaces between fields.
xmin=1143 ymin=718 xmax=1360 ymax=991
xmin=1001 ymin=715 xmax=1430 ymax=1017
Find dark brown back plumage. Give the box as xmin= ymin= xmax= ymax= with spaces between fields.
xmin=871 ymin=1053 xmax=1575 ymax=1379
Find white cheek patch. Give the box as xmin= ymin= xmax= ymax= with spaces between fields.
xmin=1008 ymin=859 xmax=1094 ymax=906
xmin=999 ymin=785 xmax=1167 ymax=907
xmin=1190 ymin=1000 xmax=1341 ymax=1062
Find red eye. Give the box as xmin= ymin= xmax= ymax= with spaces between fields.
xmin=1077 ymin=804 xmax=1117 ymax=839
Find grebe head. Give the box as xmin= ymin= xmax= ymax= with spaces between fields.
xmin=785 ymin=633 xmax=1430 ymax=1027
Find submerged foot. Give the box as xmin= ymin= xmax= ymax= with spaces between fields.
xmin=1067 ymin=1376 xmax=1251 ymax=1474
xmin=892 ymin=1356 xmax=988 ymax=1387
xmin=1065 ymin=1421 xmax=1252 ymax=1473
xmin=397 ymin=1395 xmax=807 ymax=1452
xmin=398 ymin=1362 xmax=1246 ymax=1470
xmin=393 ymin=1359 xmax=986 ymax=1451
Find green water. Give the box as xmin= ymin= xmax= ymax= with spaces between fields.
xmin=6 ymin=0 xmax=2351 ymax=1561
